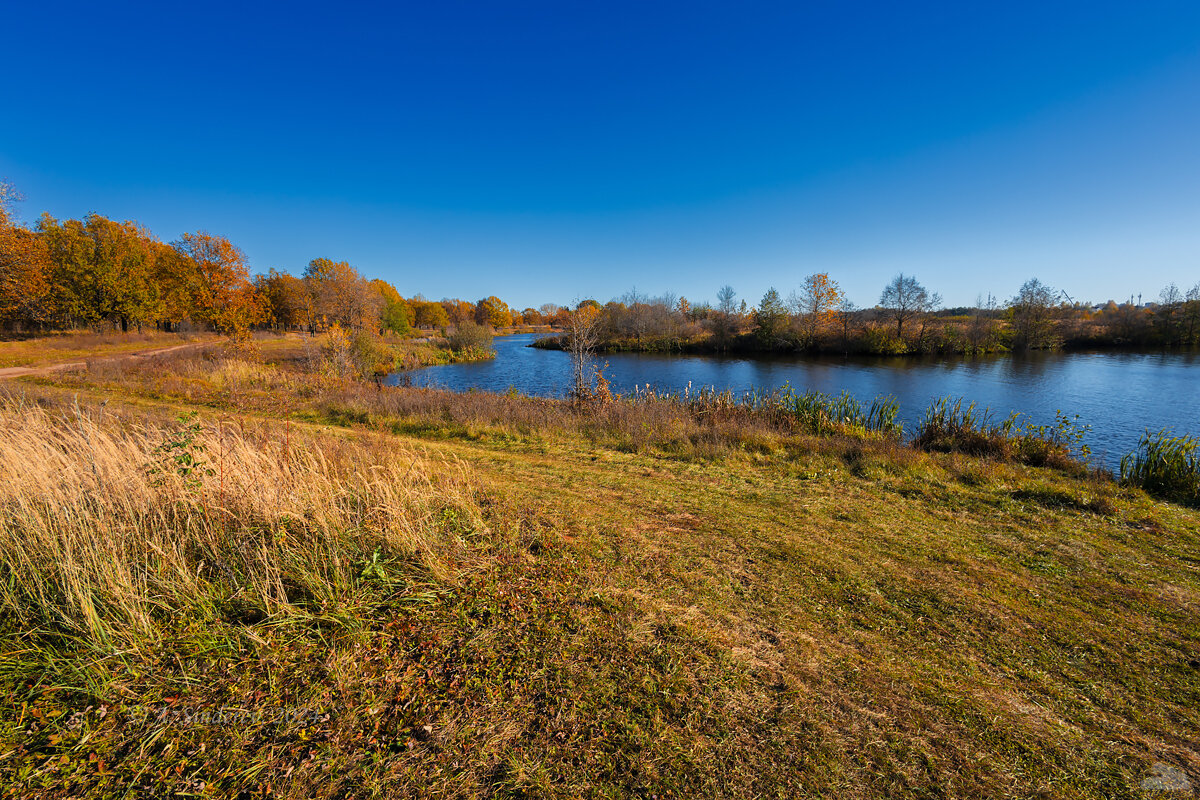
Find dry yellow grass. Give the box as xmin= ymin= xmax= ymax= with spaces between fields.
xmin=3 ymin=354 xmax=1198 ymax=797
xmin=0 ymin=330 xmax=213 ymax=369
xmin=0 ymin=395 xmax=484 ymax=648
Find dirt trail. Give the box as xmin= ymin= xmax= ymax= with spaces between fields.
xmin=0 ymin=343 xmax=203 ymax=380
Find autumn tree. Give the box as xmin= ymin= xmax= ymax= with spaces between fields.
xmin=174 ymin=232 xmax=263 ymax=336
xmin=0 ymin=223 xmax=53 ymax=329
xmin=441 ymin=299 xmax=475 ymax=326
xmin=0 ymin=183 xmax=54 ymax=329
xmin=413 ymin=300 xmax=449 ymax=329
xmin=303 ymin=258 xmax=380 ymax=331
xmin=790 ymin=272 xmax=844 ymax=348
xmin=255 ymin=269 xmax=315 ymax=332
xmin=37 ymin=214 xmax=164 ymax=331
xmin=0 ymin=180 xmax=22 ymax=229
xmin=879 ymin=273 xmax=940 ymax=339
xmin=369 ymin=279 xmax=412 ymax=335
xmin=475 ymin=296 xmax=513 ymax=328
xmin=152 ymin=241 xmax=203 ymax=331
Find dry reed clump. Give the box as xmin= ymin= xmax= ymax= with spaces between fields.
xmin=0 ymin=396 xmax=486 ymax=649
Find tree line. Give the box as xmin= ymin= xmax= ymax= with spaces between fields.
xmin=0 ymin=184 xmax=539 ymax=338
xmin=545 ymin=273 xmax=1200 ymax=357
xmin=4 ymin=183 xmax=1197 ymax=354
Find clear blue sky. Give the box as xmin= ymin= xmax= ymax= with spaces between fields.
xmin=3 ymin=1 xmax=1198 ymax=309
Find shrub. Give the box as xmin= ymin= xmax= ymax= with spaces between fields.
xmin=448 ymin=320 xmax=494 ymax=355
xmin=321 ymin=325 xmax=396 ymax=380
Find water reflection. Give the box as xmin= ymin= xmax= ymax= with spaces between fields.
xmin=392 ymin=334 xmax=1200 ymax=467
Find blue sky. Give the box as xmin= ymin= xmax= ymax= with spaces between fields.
xmin=2 ymin=1 xmax=1198 ymax=309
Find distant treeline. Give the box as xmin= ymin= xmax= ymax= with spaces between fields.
xmin=4 ymin=185 xmax=1197 ymax=352
xmin=538 ymin=274 xmax=1200 ymax=356
xmin=0 ymin=185 xmax=545 ymax=337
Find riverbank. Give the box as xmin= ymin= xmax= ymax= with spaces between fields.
xmin=532 ymin=329 xmax=1200 ymax=357
xmin=411 ymin=333 xmax=1200 ymax=468
xmin=1 ymin=337 xmax=1198 ymax=797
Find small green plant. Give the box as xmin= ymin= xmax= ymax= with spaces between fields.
xmin=359 ymin=547 xmax=389 ymax=583
xmin=149 ymin=411 xmax=213 ymax=491
xmin=1120 ymin=429 xmax=1200 ymax=506
xmin=1014 ymin=410 xmax=1092 ymax=462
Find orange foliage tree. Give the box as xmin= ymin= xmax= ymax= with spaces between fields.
xmin=793 ymin=272 xmax=845 ymax=346
xmin=174 ymin=232 xmax=264 ymax=337
xmin=0 ymin=224 xmax=54 ymax=328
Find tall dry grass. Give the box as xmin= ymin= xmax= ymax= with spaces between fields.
xmin=0 ymin=394 xmax=486 ymax=649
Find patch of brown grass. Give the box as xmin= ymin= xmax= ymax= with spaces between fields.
xmin=0 ymin=329 xmax=211 ymax=368
xmin=0 ymin=393 xmax=484 ymax=648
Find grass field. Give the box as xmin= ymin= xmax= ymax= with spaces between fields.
xmin=0 ymin=335 xmax=1197 ymax=798
xmin=0 ymin=330 xmax=217 ymax=369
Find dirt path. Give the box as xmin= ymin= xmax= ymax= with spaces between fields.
xmin=0 ymin=343 xmax=204 ymax=379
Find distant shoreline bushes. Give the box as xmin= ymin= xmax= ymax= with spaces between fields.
xmin=533 ymin=275 xmax=1200 ymax=358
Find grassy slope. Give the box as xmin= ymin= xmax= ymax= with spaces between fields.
xmin=1 ymin=352 xmax=1198 ymax=798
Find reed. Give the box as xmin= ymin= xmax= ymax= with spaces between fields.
xmin=627 ymin=382 xmax=902 ymax=436
xmin=1120 ymin=429 xmax=1200 ymax=505
xmin=913 ymin=397 xmax=1088 ymax=469
xmin=779 ymin=386 xmax=902 ymax=435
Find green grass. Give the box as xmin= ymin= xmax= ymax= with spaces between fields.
xmin=1 ymin=347 xmax=1198 ymax=798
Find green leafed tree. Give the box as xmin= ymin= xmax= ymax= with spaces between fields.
xmin=753 ymin=288 xmax=788 ymax=348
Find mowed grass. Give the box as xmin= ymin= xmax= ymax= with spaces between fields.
xmin=1 ymin=347 xmax=1198 ymax=798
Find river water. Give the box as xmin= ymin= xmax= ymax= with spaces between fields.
xmin=396 ymin=333 xmax=1199 ymax=466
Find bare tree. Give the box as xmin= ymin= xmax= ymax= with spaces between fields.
xmin=879 ymin=273 xmax=939 ymax=338
xmin=565 ymin=301 xmax=602 ymax=399
xmin=1185 ymin=283 xmax=1200 ymax=345
xmin=708 ymin=285 xmax=739 ymax=349
xmin=836 ymin=299 xmax=859 ymax=353
xmin=620 ymin=287 xmax=652 ymax=344
xmin=967 ymin=292 xmax=1000 ymax=352
xmin=717 ymin=285 xmax=737 ymax=315
xmin=0 ymin=180 xmax=23 ymax=227
xmin=1157 ymin=283 xmax=1184 ymax=345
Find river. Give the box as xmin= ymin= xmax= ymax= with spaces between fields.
xmin=395 ymin=333 xmax=1199 ymax=467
